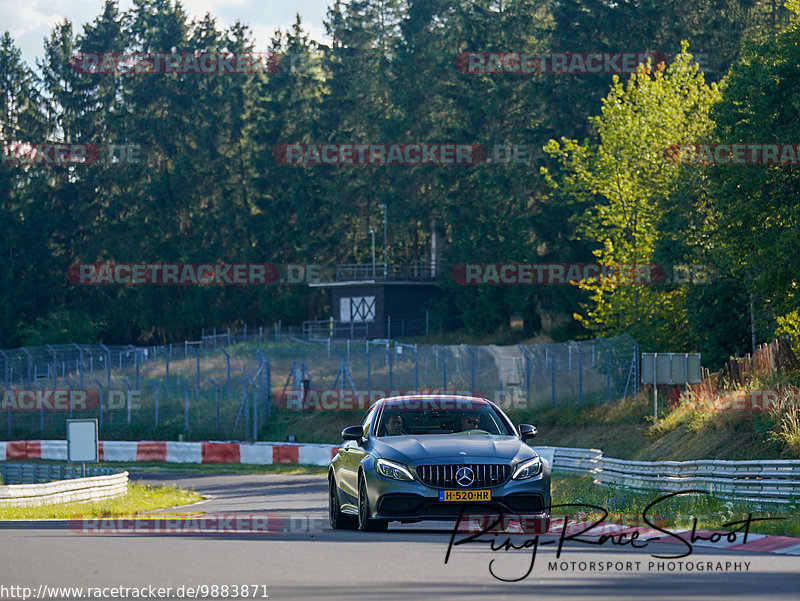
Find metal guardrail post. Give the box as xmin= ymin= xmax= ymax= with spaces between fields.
xmin=71 ymin=344 xmax=84 ymax=389
xmin=442 ymin=347 xmax=447 ymax=391
xmin=162 ymin=346 xmax=170 ymax=392
xmin=577 ymin=343 xmax=584 ymax=406
xmin=263 ymin=356 xmax=271 ymax=420
xmin=37 ymin=381 xmax=44 ymax=434
xmin=100 ymin=344 xmax=111 ymax=389
xmin=191 ymin=348 xmax=200 ymax=402
xmin=550 ymin=345 xmax=557 ymax=407
xmin=387 ymin=344 xmax=394 ymax=390
xmin=147 ymin=380 xmax=159 ymax=426
xmin=0 ymin=351 xmax=7 ymax=386
xmin=245 ymin=376 xmax=257 ymax=441
xmin=22 ymin=348 xmax=32 ymax=384
xmin=177 ymin=378 xmax=190 ymax=436
xmin=414 ymin=345 xmax=420 ymax=390
xmin=128 ymin=345 xmax=139 ymax=390
xmin=46 ymin=344 xmax=57 ymax=388
xmin=64 ymin=379 xmax=74 ymax=419
xmin=233 ymin=377 xmax=250 ymax=441
xmin=3 ymin=380 xmax=10 ymax=436
xmin=519 ymin=345 xmax=531 ymax=405
xmin=92 ymin=378 xmax=104 ymax=429
xmin=366 ymin=341 xmax=371 ymax=391
xmin=209 ymin=378 xmax=220 ymax=436
xmin=121 ymin=378 xmax=132 ymax=424
xmin=469 ymin=346 xmax=476 ymax=394
xmin=596 ymin=338 xmax=612 ymax=403
xmin=220 ymin=347 xmax=231 ymax=395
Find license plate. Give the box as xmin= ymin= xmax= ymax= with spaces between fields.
xmin=438 ymin=489 xmax=491 ymax=502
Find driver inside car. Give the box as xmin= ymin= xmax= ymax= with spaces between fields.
xmin=460 ymin=413 xmax=481 ymax=431
xmin=384 ymin=413 xmax=405 ymax=436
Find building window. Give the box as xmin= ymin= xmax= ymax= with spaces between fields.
xmin=340 ymin=296 xmax=376 ymax=322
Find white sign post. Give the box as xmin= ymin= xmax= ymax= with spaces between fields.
xmin=67 ymin=419 xmax=98 ymax=477
xmin=641 ymin=353 xmax=701 ymax=428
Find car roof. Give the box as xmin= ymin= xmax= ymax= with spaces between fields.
xmin=381 ymin=394 xmax=490 ymax=403
xmin=379 ymin=395 xmax=493 ymax=411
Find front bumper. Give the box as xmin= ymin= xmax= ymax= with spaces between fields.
xmin=363 ymin=460 xmax=551 ymax=522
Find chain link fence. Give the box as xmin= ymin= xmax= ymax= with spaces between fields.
xmin=0 ymin=328 xmax=638 ymax=441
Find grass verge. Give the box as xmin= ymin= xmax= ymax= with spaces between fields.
xmin=0 ymin=482 xmax=203 ymax=520
xmin=552 ymin=473 xmax=800 ymax=538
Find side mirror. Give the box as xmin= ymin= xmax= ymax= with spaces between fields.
xmin=342 ymin=425 xmax=364 ymax=441
xmin=518 ymin=424 xmax=538 ymax=441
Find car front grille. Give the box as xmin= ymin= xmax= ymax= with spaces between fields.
xmin=415 ymin=464 xmax=511 ymax=488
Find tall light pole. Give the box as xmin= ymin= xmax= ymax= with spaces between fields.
xmin=380 ymin=202 xmax=387 ymax=277
xmin=369 ymin=228 xmax=376 ymax=278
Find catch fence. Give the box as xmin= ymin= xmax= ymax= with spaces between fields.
xmin=0 ymin=329 xmax=638 ymax=442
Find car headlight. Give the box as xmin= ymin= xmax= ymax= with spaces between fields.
xmin=512 ymin=456 xmax=543 ymax=480
xmin=375 ymin=458 xmax=414 ymax=481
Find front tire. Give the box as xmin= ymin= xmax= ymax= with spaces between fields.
xmin=358 ymin=473 xmax=388 ymax=532
xmin=329 ymin=475 xmax=357 ymax=530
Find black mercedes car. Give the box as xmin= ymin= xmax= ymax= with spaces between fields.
xmin=328 ymin=395 xmax=551 ymax=532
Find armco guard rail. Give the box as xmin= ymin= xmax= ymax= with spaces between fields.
xmin=593 ymin=457 xmax=800 ymax=504
xmin=0 ymin=463 xmax=119 ymax=484
xmin=0 ymin=465 xmax=128 ymax=507
xmin=540 ymin=447 xmax=800 ymax=505
xmin=537 ymin=446 xmax=603 ymax=474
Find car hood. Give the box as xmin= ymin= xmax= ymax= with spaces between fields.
xmin=373 ymin=434 xmax=536 ymax=464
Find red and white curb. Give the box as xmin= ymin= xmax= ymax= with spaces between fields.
xmin=0 ymin=441 xmax=554 ymax=468
xmin=0 ymin=440 xmax=338 ymax=466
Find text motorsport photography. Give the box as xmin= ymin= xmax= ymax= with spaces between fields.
xmin=445 ymin=490 xmax=780 ymax=582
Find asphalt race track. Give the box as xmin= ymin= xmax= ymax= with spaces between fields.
xmin=0 ymin=472 xmax=798 ymax=600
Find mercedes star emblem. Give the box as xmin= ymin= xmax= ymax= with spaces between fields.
xmin=455 ymin=466 xmax=475 ymax=487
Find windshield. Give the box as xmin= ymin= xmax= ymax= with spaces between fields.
xmin=376 ymin=398 xmax=513 ymax=436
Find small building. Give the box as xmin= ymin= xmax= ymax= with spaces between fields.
xmin=307 ymin=262 xmax=444 ymax=338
